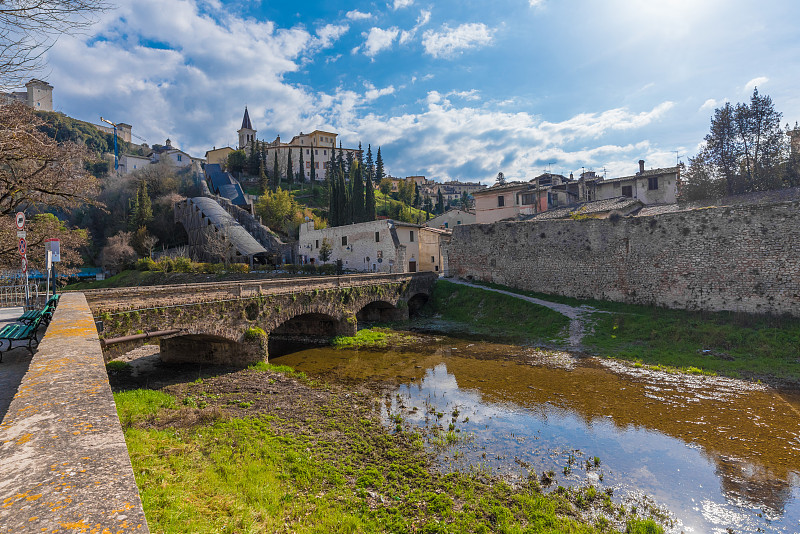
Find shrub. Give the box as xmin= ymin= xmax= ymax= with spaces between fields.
xmin=135 ymin=257 xmax=157 ymax=271
xmin=243 ymin=326 xmax=267 ymax=342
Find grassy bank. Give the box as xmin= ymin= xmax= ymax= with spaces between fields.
xmin=442 ymin=280 xmax=800 ymax=384
xmin=116 ymin=366 xmax=664 ymax=533
xmin=421 ymin=280 xmax=571 ymax=345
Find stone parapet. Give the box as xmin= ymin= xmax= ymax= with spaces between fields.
xmin=0 ymin=293 xmax=149 ymax=532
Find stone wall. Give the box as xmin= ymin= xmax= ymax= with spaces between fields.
xmin=0 ymin=293 xmax=149 ymax=532
xmin=446 ymin=201 xmax=800 ymax=316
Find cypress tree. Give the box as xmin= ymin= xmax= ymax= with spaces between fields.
xmin=375 ymin=147 xmax=385 ymax=182
xmin=272 ymin=151 xmax=279 ymax=191
xmin=247 ymin=140 xmax=260 ymax=175
xmin=365 ymin=171 xmax=376 ymax=221
xmin=352 ymin=160 xmax=365 ymax=222
xmin=309 ymin=147 xmax=316 ymax=190
xmin=337 ymin=164 xmax=347 ymax=225
xmin=298 ymin=146 xmax=305 ymax=185
xmin=414 ymin=182 xmax=420 ymax=208
xmin=286 ymin=148 xmax=293 ymax=187
xmin=436 ymin=189 xmax=444 ymax=214
xmin=366 ymin=144 xmax=374 ymax=185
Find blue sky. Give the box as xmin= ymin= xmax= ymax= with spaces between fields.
xmin=43 ymin=0 xmax=800 ymax=183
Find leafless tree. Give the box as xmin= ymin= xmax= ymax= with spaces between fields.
xmin=0 ymin=0 xmax=110 ymax=89
xmin=203 ymin=225 xmax=233 ymax=266
xmin=100 ymin=231 xmax=136 ymax=273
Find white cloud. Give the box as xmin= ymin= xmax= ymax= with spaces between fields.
xmin=399 ymin=9 xmax=431 ymax=44
xmin=314 ymin=24 xmax=349 ymax=49
xmin=699 ymin=98 xmax=718 ymax=112
xmin=345 ymin=9 xmax=373 ymax=21
xmin=529 ymin=0 xmax=545 ymax=7
xmin=744 ymin=76 xmax=768 ymax=93
xmin=364 ymin=82 xmax=396 ymax=101
xmin=361 ymin=26 xmax=399 ymax=57
xmin=392 ymin=0 xmax=414 ymax=10
xmin=422 ymin=23 xmax=495 ymax=58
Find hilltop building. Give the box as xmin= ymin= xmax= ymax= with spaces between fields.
xmin=234 ymin=107 xmax=360 ymax=181
xmin=1 ymin=79 xmax=53 ymax=111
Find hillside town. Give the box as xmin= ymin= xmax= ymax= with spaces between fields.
xmin=2 ymin=6 xmax=800 ymax=530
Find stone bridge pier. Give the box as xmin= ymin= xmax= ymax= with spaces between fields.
xmin=82 ymin=273 xmax=437 ymax=366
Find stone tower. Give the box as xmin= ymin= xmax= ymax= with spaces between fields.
xmin=237 ymin=107 xmax=256 ymax=150
xmin=25 ymin=79 xmax=53 ymax=111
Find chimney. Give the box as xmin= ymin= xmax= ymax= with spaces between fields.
xmin=638 ymin=159 xmax=645 ymax=174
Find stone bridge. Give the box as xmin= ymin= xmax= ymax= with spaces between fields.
xmin=81 ymin=272 xmax=438 ymax=365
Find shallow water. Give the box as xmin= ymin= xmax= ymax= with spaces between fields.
xmin=273 ymin=336 xmax=800 ymax=533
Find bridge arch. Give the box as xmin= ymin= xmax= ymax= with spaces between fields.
xmin=356 ymin=300 xmax=407 ymax=322
xmin=406 ymin=292 xmax=430 ymax=317
xmin=160 ymin=332 xmax=260 ymax=366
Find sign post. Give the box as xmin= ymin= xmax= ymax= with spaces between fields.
xmin=16 ymin=213 xmax=28 ymax=307
xmin=45 ymin=238 xmax=61 ymax=295
xmin=45 ymin=250 xmax=52 ymax=300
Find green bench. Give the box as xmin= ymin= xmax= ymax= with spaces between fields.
xmin=17 ymin=294 xmax=59 ymax=326
xmin=0 ymin=313 xmax=43 ymax=362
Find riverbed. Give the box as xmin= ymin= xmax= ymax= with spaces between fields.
xmin=273 ymin=334 xmax=800 ymax=534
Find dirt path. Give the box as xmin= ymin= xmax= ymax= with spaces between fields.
xmin=446 ymin=279 xmax=606 ymax=349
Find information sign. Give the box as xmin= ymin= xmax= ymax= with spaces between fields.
xmin=45 ymin=238 xmax=61 ymax=262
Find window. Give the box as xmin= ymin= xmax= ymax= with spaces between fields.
xmin=315 ymin=162 xmax=319 ymax=169
xmin=521 ymin=193 xmax=536 ymax=205
xmin=375 ymin=231 xmax=380 ymax=242
xmin=622 ymin=185 xmax=633 ymax=198
xmin=431 ymin=256 xmax=435 ymax=262
xmin=409 ymin=231 xmax=414 ymax=242
xmin=377 ymin=250 xmax=382 ymax=259
xmin=306 ymin=149 xmax=309 ymax=154
xmin=648 ymin=176 xmax=659 ymax=190
xmin=457 ymin=220 xmax=461 ymax=225
xmin=324 ymin=150 xmax=327 ymax=155
xmin=177 ymin=154 xmax=182 ymax=162
xmin=315 ymin=240 xmax=319 ymax=249
xmin=342 ymin=236 xmax=348 ymax=246
xmin=315 ymin=150 xmax=318 ymax=155
xmin=498 ymin=195 xmax=505 ymax=207
xmin=444 ymin=222 xmax=449 ymax=228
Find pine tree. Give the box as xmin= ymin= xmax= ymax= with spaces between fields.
xmin=246 ymin=140 xmax=260 ymax=176
xmin=130 ymin=179 xmax=153 ymax=229
xmin=366 ymin=144 xmax=374 ymax=185
xmin=337 ymin=164 xmax=347 ymax=225
xmin=272 ymin=151 xmax=279 ymax=192
xmin=413 ymin=182 xmax=420 ymax=208
xmin=436 ymin=189 xmax=444 ymax=214
xmin=358 ymin=142 xmax=364 ymax=168
xmin=286 ymin=148 xmax=293 ymax=187
xmin=298 ymin=146 xmax=305 ymax=185
xmin=258 ymin=161 xmax=268 ymax=194
xmin=309 ymin=147 xmax=316 ymax=189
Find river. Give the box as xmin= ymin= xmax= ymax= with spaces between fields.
xmin=273 ymin=333 xmax=800 ymax=534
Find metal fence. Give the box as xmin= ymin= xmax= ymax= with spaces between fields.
xmin=0 ymin=271 xmax=45 ymax=309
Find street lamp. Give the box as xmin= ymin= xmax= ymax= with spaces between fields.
xmin=100 ymin=116 xmax=119 ymax=171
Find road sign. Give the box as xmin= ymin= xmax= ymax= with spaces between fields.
xmin=18 ymin=237 xmax=26 ymax=256
xmin=15 ymin=212 xmax=24 ymax=230
xmin=21 ymin=256 xmax=27 ymax=273
xmin=16 ymin=230 xmax=26 ymax=238
xmin=45 ymin=238 xmax=60 ymax=262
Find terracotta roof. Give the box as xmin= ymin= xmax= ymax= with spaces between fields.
xmin=524 ymin=197 xmax=643 ymax=220
xmin=599 ymin=166 xmax=679 ymax=184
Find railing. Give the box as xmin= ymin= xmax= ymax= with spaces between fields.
xmin=0 ymin=282 xmax=44 ymax=309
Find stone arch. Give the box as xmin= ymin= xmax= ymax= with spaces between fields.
xmin=160 ymin=333 xmax=261 ymax=366
xmin=267 ymin=307 xmax=354 ymax=358
xmin=356 ymin=299 xmax=407 ymax=322
xmin=406 ymin=292 xmax=430 ymax=317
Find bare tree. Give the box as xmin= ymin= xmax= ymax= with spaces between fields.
xmin=100 ymin=231 xmax=136 ymax=273
xmin=203 ymin=225 xmax=233 ymax=266
xmin=0 ymin=0 xmax=109 ymax=89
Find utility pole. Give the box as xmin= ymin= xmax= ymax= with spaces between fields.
xmin=100 ymin=117 xmax=119 ymax=171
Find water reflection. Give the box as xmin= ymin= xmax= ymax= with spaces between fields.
xmin=273 ymin=337 xmax=800 ymax=533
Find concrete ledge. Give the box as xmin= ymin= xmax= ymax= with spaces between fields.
xmin=0 ymin=293 xmax=149 ymax=532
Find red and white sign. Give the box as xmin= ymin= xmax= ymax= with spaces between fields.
xmin=15 ymin=211 xmax=25 ymax=230
xmin=21 ymin=256 xmax=27 ymax=273
xmin=18 ymin=237 xmax=26 ymax=256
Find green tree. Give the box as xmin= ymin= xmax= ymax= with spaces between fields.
xmin=309 ymin=146 xmax=316 ymax=188
xmin=352 ymin=160 xmax=365 ymax=222
xmin=365 ymin=171 xmax=376 ymax=222
xmin=226 ymin=149 xmax=246 ymax=174
xmin=398 ymin=179 xmax=414 ymax=205
xmin=679 ymin=156 xmax=722 ymax=202
xmin=255 ymin=187 xmax=297 ymax=234
xmin=129 ymin=179 xmax=153 ymax=229
xmin=286 ymin=148 xmax=293 ymax=187
xmin=272 ymin=151 xmax=280 ymax=191
xmin=375 ymin=146 xmax=385 ymax=182
xmin=246 ymin=140 xmax=260 ymax=175
xmin=318 ymin=237 xmax=332 ymax=263
xmin=413 ymin=182 xmax=421 ymax=208
xmin=436 ymin=189 xmax=444 ymax=214
xmin=298 ymin=146 xmax=305 ymax=185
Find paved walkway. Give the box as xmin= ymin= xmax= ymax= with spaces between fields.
xmin=446 ymin=280 xmax=605 ymax=348
xmin=0 ymin=307 xmax=28 ymax=423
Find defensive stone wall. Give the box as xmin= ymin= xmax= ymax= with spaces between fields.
xmin=0 ymin=293 xmax=149 ymax=532
xmin=446 ymin=201 xmax=800 ymax=316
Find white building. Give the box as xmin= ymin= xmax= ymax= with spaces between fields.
xmin=426 ymin=208 xmax=476 ymax=229
xmin=580 ymin=161 xmax=679 ymax=205
xmin=119 ymin=154 xmax=151 ymax=175
xmin=299 ymin=219 xmax=421 ymax=273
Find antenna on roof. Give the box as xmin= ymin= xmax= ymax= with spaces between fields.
xmin=673 ymin=150 xmax=682 ymax=166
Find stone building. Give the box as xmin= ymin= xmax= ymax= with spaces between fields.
xmin=418 ymin=227 xmax=451 ymax=273
xmin=426 ymin=208 xmax=476 ymax=229
xmin=298 ymin=219 xmax=421 ymax=273
xmin=579 ymin=160 xmax=679 ymax=204
xmin=0 ymin=79 xmax=53 ymax=111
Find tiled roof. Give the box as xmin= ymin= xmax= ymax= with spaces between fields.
xmin=241 ymin=107 xmax=253 ymax=130
xmin=599 ymin=166 xmax=679 ymax=184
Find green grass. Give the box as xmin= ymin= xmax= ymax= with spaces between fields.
xmin=462 ymin=280 xmax=800 ymax=383
xmin=65 ymin=270 xmax=161 ymax=290
xmin=331 ymin=328 xmax=407 ymax=349
xmin=424 ymin=280 xmax=571 ymax=345
xmin=116 ymin=383 xmax=662 ymax=533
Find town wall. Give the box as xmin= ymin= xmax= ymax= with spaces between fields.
xmin=446 ymin=201 xmax=800 ymax=316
